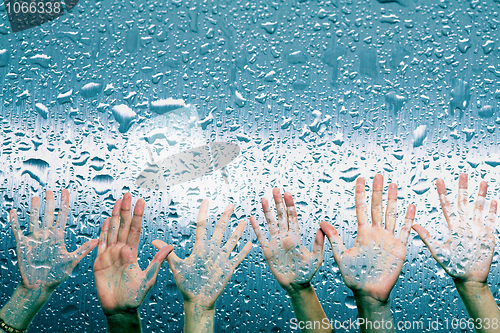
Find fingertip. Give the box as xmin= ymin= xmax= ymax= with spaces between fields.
xmin=407 ymin=204 xmax=416 ymax=216
xmin=319 ymin=221 xmax=335 ymax=237
xmin=159 ymin=245 xmax=174 ymax=259
xmin=491 ymin=200 xmax=498 ymax=213
xmin=244 ymin=241 xmax=253 ymax=253
xmin=284 ymin=192 xmax=296 ymax=207
xmin=315 ymin=227 xmax=325 ymax=243
xmin=152 ymin=239 xmax=167 ymax=250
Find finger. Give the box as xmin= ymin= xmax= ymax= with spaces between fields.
xmin=487 ymin=200 xmax=497 ymax=225
xmin=222 ymin=220 xmax=246 ymax=255
xmin=70 ymin=238 xmax=98 ymax=266
xmin=412 ymin=224 xmax=440 ymax=259
xmin=436 ymin=178 xmax=455 ymax=231
xmin=312 ymin=227 xmax=325 ymax=261
xmin=125 ymin=198 xmax=145 ymax=252
xmin=473 ymin=181 xmax=487 ymax=225
xmin=457 ymin=173 xmax=469 ymax=221
xmin=385 ymin=183 xmax=398 ymax=233
xmin=284 ymin=191 xmax=300 ymax=236
xmin=273 ymin=188 xmax=288 ymax=233
xmin=144 ymin=245 xmax=174 ymax=285
xmin=319 ymin=221 xmax=346 ymax=264
xmin=371 ymin=174 xmax=384 ymax=228
xmin=355 ymin=177 xmax=368 ymax=227
xmin=9 ymin=209 xmax=24 ymax=244
xmin=98 ymin=217 xmax=110 ymax=255
xmin=230 ymin=241 xmax=252 ymax=269
xmin=42 ymin=190 xmax=55 ymax=228
xmin=211 ymin=204 xmax=234 ymax=246
xmin=195 ymin=199 xmax=209 ymax=244
xmin=54 ymin=189 xmax=70 ymax=229
xmin=152 ymin=239 xmax=181 ymax=264
xmin=250 ymin=216 xmax=269 ymax=248
xmin=30 ymin=196 xmax=40 ymax=233
xmin=399 ymin=204 xmax=416 ymax=245
xmin=117 ymin=193 xmax=133 ymax=244
xmin=107 ymin=198 xmax=123 ymax=247
xmin=261 ymin=197 xmax=279 ymax=237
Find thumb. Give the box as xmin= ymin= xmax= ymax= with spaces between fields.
xmin=312 ymin=227 xmax=325 ymax=262
xmin=71 ymin=238 xmax=99 ymax=266
xmin=412 ymin=224 xmax=440 ymax=261
xmin=152 ymin=239 xmax=180 ymax=271
xmin=319 ymin=221 xmax=346 ymax=264
xmin=144 ymin=244 xmax=174 ymax=284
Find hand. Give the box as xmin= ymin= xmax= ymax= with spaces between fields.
xmin=320 ymin=174 xmax=415 ymax=303
xmin=93 ymin=193 xmax=173 ymax=316
xmin=1 ymin=189 xmax=97 ymax=331
xmin=10 ymin=189 xmax=98 ymax=294
xmin=412 ymin=173 xmax=497 ymax=284
xmin=152 ymin=199 xmax=252 ymax=310
xmin=250 ymin=188 xmax=324 ymax=294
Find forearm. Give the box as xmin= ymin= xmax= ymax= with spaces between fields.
xmin=106 ymin=312 xmax=142 ymax=333
xmin=354 ymin=294 xmax=394 ymax=333
xmin=184 ymin=301 xmax=215 ymax=333
xmin=288 ymin=284 xmax=331 ymax=333
xmin=455 ymin=281 xmax=500 ymax=333
xmin=0 ymin=283 xmax=53 ymax=330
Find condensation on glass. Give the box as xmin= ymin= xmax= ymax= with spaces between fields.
xmin=0 ymin=0 xmax=499 ymax=332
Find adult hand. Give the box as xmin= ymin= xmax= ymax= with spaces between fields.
xmin=250 ymin=188 xmax=324 ymax=294
xmin=321 ymin=175 xmax=415 ymax=303
xmin=321 ymin=174 xmax=415 ymax=333
xmin=412 ymin=173 xmax=497 ymax=284
xmin=413 ymin=173 xmax=500 ymax=333
xmin=251 ymin=188 xmax=330 ymax=333
xmin=0 ymin=189 xmax=98 ymax=330
xmin=153 ymin=199 xmax=252 ymax=333
xmin=94 ymin=193 xmax=173 ymax=316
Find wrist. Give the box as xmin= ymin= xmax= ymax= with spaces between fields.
xmin=183 ymin=300 xmax=215 ymax=333
xmin=286 ymin=282 xmax=314 ymax=299
xmin=454 ymin=280 xmax=490 ymax=298
xmin=183 ymin=300 xmax=216 ymax=314
xmin=0 ymin=283 xmax=54 ymax=330
xmin=106 ymin=312 xmax=141 ymax=332
xmin=353 ymin=292 xmax=390 ymax=308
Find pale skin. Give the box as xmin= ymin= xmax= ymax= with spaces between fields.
xmin=413 ymin=173 xmax=500 ymax=333
xmin=93 ymin=193 xmax=174 ymax=333
xmin=0 ymin=189 xmax=98 ymax=331
xmin=250 ymin=188 xmax=330 ymax=333
xmin=320 ymin=174 xmax=415 ymax=333
xmin=153 ymin=199 xmax=252 ymax=333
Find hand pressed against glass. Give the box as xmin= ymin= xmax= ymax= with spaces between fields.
xmin=94 ymin=193 xmax=173 ymax=316
xmin=412 ymin=173 xmax=500 ymax=333
xmin=321 ymin=174 xmax=415 ymax=303
xmin=0 ymin=189 xmax=97 ymax=331
xmin=10 ymin=189 xmax=97 ymax=293
xmin=412 ymin=173 xmax=497 ymax=283
xmin=153 ymin=199 xmax=252 ymax=333
xmin=251 ymin=189 xmax=330 ymax=333
xmin=250 ymin=188 xmax=324 ymax=293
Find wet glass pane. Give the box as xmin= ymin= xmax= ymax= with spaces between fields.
xmin=0 ymin=0 xmax=499 ymax=332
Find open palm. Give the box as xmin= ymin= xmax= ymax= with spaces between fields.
xmin=251 ymin=188 xmax=324 ymax=292
xmin=94 ymin=193 xmax=173 ymax=315
xmin=10 ymin=189 xmax=97 ymax=293
xmin=321 ymin=175 xmax=415 ymax=303
xmin=413 ymin=174 xmax=497 ymax=284
xmin=153 ymin=200 xmax=252 ymax=309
